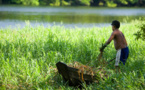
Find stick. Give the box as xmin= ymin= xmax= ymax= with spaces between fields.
xmin=97 ymin=51 xmax=103 ymax=61
xmin=107 ymin=57 xmax=116 ymax=63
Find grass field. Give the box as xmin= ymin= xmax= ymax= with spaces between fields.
xmin=0 ymin=20 xmax=145 ymax=90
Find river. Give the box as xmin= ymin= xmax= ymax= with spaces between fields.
xmin=0 ymin=6 xmax=145 ymax=28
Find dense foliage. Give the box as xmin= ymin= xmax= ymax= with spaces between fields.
xmin=1 ymin=0 xmax=145 ymax=7
xmin=0 ymin=20 xmax=145 ymax=89
xmin=134 ymin=17 xmax=145 ymax=41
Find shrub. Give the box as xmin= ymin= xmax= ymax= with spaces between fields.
xmin=134 ymin=17 xmax=145 ymax=41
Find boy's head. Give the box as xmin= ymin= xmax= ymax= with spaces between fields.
xmin=111 ymin=20 xmax=120 ymax=30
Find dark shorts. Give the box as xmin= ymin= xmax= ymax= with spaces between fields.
xmin=115 ymin=47 xmax=129 ymax=66
xmin=120 ymin=46 xmax=129 ymax=65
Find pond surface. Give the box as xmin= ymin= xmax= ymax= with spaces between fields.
xmin=0 ymin=6 xmax=145 ymax=28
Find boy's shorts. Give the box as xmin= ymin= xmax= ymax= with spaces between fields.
xmin=115 ymin=47 xmax=129 ymax=66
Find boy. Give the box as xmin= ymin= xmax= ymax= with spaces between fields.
xmin=100 ymin=20 xmax=129 ymax=72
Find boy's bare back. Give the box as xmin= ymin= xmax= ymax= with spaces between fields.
xmin=106 ymin=29 xmax=127 ymax=50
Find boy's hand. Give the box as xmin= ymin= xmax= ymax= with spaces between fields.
xmin=100 ymin=44 xmax=107 ymax=52
xmin=100 ymin=47 xmax=104 ymax=52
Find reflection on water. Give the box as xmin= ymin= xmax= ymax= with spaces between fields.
xmin=0 ymin=6 xmax=145 ymax=28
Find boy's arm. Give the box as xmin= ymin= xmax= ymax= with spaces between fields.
xmin=105 ymin=32 xmax=115 ymax=45
xmin=100 ymin=32 xmax=115 ymax=52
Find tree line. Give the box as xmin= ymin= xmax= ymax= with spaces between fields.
xmin=0 ymin=0 xmax=145 ymax=7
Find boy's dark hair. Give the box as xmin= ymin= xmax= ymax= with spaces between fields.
xmin=111 ymin=20 xmax=120 ymax=28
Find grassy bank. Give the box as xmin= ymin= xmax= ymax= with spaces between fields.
xmin=0 ymin=21 xmax=145 ymax=90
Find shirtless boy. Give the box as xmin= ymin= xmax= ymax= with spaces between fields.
xmin=100 ymin=20 xmax=129 ymax=72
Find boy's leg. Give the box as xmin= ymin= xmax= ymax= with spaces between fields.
xmin=115 ymin=49 xmax=121 ymax=73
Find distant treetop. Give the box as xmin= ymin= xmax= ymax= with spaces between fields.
xmin=0 ymin=0 xmax=145 ymax=7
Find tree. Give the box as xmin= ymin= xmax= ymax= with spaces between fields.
xmin=0 ymin=0 xmax=2 ymax=4
xmin=39 ymin=0 xmax=70 ymax=6
xmin=105 ymin=0 xmax=117 ymax=7
xmin=2 ymin=0 xmax=11 ymax=4
xmin=80 ymin=0 xmax=91 ymax=6
xmin=11 ymin=0 xmax=39 ymax=6
xmin=1 ymin=0 xmax=145 ymax=7
xmin=134 ymin=17 xmax=145 ymax=41
xmin=60 ymin=0 xmax=70 ymax=6
xmin=70 ymin=0 xmax=91 ymax=6
xmin=90 ymin=0 xmax=100 ymax=6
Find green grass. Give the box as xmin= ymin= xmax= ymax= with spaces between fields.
xmin=0 ymin=20 xmax=145 ymax=90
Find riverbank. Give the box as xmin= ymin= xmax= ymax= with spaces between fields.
xmin=0 ymin=20 xmax=145 ymax=89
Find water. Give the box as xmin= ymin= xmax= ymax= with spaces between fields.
xmin=0 ymin=6 xmax=145 ymax=28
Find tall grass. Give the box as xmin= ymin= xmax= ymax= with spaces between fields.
xmin=0 ymin=20 xmax=145 ymax=89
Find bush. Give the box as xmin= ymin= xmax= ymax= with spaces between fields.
xmin=134 ymin=17 xmax=145 ymax=41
